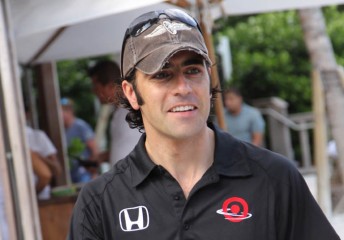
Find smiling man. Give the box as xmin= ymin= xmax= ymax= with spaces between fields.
xmin=68 ymin=9 xmax=339 ymax=240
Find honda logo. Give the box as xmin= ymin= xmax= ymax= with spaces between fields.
xmin=119 ymin=206 xmax=150 ymax=232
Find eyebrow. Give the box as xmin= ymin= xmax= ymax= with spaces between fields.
xmin=162 ymin=57 xmax=205 ymax=69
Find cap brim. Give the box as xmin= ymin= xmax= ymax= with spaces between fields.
xmin=135 ymin=44 xmax=212 ymax=75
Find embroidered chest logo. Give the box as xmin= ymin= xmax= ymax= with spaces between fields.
xmin=144 ymin=21 xmax=191 ymax=38
xmin=119 ymin=206 xmax=150 ymax=232
xmin=216 ymin=197 xmax=252 ymax=223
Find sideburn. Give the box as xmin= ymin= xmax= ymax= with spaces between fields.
xmin=132 ymin=80 xmax=145 ymax=106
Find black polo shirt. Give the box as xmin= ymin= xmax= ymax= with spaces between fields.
xmin=68 ymin=124 xmax=339 ymax=240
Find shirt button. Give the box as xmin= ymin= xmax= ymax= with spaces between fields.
xmin=183 ymin=223 xmax=190 ymax=230
xmin=174 ymin=195 xmax=180 ymax=200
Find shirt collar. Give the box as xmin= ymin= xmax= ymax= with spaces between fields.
xmin=211 ymin=123 xmax=252 ymax=177
xmin=130 ymin=123 xmax=252 ymax=187
xmin=129 ymin=134 xmax=157 ymax=187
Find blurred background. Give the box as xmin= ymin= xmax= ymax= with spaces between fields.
xmin=1 ymin=0 xmax=344 ymax=239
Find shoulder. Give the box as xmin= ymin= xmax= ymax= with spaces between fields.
xmin=243 ymin=104 xmax=261 ymax=115
xmin=76 ymin=158 xmax=131 ymax=204
xmin=214 ymin=126 xmax=299 ymax=186
xmin=246 ymin=144 xmax=299 ymax=184
xmin=73 ymin=119 xmax=94 ymax=135
xmin=75 ymin=118 xmax=91 ymax=128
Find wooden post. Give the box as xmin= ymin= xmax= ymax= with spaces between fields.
xmin=254 ymin=97 xmax=294 ymax=160
xmin=198 ymin=4 xmax=227 ymax=130
xmin=0 ymin=0 xmax=42 ymax=238
xmin=312 ymin=69 xmax=332 ymax=216
xmin=0 ymin=116 xmax=18 ymax=240
xmin=299 ymin=123 xmax=312 ymax=169
xmin=33 ymin=63 xmax=70 ymax=186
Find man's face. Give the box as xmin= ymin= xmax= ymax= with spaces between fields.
xmin=224 ymin=92 xmax=243 ymax=114
xmin=91 ymin=77 xmax=115 ymax=104
xmin=122 ymin=51 xmax=212 ymax=140
xmin=61 ymin=106 xmax=73 ymax=127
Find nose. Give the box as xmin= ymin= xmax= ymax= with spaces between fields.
xmin=173 ymin=73 xmax=192 ymax=96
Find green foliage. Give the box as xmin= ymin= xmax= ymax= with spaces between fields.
xmin=216 ymin=10 xmax=312 ymax=113
xmin=324 ymin=6 xmax=344 ymax=66
xmin=57 ymin=56 xmax=111 ymax=126
xmin=67 ymin=138 xmax=86 ymax=158
xmin=57 ymin=59 xmax=95 ymax=126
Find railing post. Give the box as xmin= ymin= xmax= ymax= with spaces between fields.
xmin=312 ymin=69 xmax=332 ymax=216
xmin=254 ymin=97 xmax=294 ymax=160
xmin=299 ymin=122 xmax=312 ymax=169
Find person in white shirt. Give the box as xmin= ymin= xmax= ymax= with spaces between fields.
xmin=25 ymin=125 xmax=61 ymax=199
xmin=88 ymin=60 xmax=142 ymax=165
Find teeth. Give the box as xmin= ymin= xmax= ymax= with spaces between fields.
xmin=171 ymin=105 xmax=195 ymax=112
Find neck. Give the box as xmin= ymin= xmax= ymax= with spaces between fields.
xmin=65 ymin=116 xmax=75 ymax=128
xmin=229 ymin=106 xmax=242 ymax=116
xmin=145 ymin=127 xmax=215 ymax=198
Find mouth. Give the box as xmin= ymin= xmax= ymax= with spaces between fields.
xmin=169 ymin=105 xmax=197 ymax=113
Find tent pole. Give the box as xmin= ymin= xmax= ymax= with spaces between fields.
xmin=0 ymin=0 xmax=42 ymax=239
xmin=197 ymin=0 xmax=227 ymax=130
xmin=28 ymin=27 xmax=67 ymax=65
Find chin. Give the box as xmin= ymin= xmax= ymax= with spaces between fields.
xmin=168 ymin=123 xmax=206 ymax=139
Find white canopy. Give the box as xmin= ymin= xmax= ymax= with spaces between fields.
xmin=11 ymin=0 xmax=175 ymax=64
xmin=10 ymin=0 xmax=344 ymax=64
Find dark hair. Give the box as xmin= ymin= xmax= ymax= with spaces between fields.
xmin=223 ymin=86 xmax=242 ymax=97
xmin=117 ymin=68 xmax=221 ymax=132
xmin=88 ymin=60 xmax=121 ymax=85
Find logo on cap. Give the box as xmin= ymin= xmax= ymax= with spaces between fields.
xmin=119 ymin=206 xmax=150 ymax=232
xmin=144 ymin=21 xmax=191 ymax=39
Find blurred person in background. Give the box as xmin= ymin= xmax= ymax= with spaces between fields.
xmin=25 ymin=105 xmax=62 ymax=199
xmin=61 ymin=97 xmax=99 ymax=182
xmin=88 ymin=60 xmax=141 ymax=166
xmin=223 ymin=87 xmax=265 ymax=147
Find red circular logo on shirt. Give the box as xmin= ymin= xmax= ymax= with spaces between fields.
xmin=219 ymin=197 xmax=251 ymax=223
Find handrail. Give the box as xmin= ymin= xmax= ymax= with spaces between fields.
xmin=257 ymin=106 xmax=314 ymax=171
xmin=259 ymin=108 xmax=314 ymax=131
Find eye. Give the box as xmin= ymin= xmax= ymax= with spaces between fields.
xmin=185 ymin=67 xmax=202 ymax=75
xmin=152 ymin=71 xmax=171 ymax=80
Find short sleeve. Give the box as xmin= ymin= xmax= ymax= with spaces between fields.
xmin=273 ymin=161 xmax=340 ymax=240
xmin=80 ymin=120 xmax=95 ymax=142
xmin=68 ymin=183 xmax=104 ymax=240
xmin=251 ymin=109 xmax=265 ymax=133
xmin=26 ymin=127 xmax=57 ymax=157
xmin=36 ymin=131 xmax=57 ymax=157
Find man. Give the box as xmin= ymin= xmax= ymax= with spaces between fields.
xmin=61 ymin=97 xmax=98 ymax=161
xmin=61 ymin=98 xmax=98 ymax=182
xmin=223 ymin=87 xmax=265 ymax=146
xmin=88 ymin=60 xmax=141 ymax=165
xmin=68 ymin=9 xmax=339 ymax=239
xmin=26 ymin=126 xmax=62 ymax=199
xmin=25 ymin=105 xmax=62 ymax=199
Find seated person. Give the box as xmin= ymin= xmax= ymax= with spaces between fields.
xmin=26 ymin=125 xmax=62 ymax=199
xmin=31 ymin=151 xmax=52 ymax=194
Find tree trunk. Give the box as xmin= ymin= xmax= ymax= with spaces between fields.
xmin=299 ymin=8 xmax=344 ymax=196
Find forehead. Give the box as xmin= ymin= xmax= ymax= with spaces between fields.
xmin=162 ymin=50 xmax=206 ymax=68
xmin=225 ymin=91 xmax=240 ymax=98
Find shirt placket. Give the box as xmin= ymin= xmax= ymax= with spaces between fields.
xmin=159 ymin=166 xmax=219 ymax=240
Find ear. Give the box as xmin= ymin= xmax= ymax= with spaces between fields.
xmin=122 ymin=80 xmax=140 ymax=110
